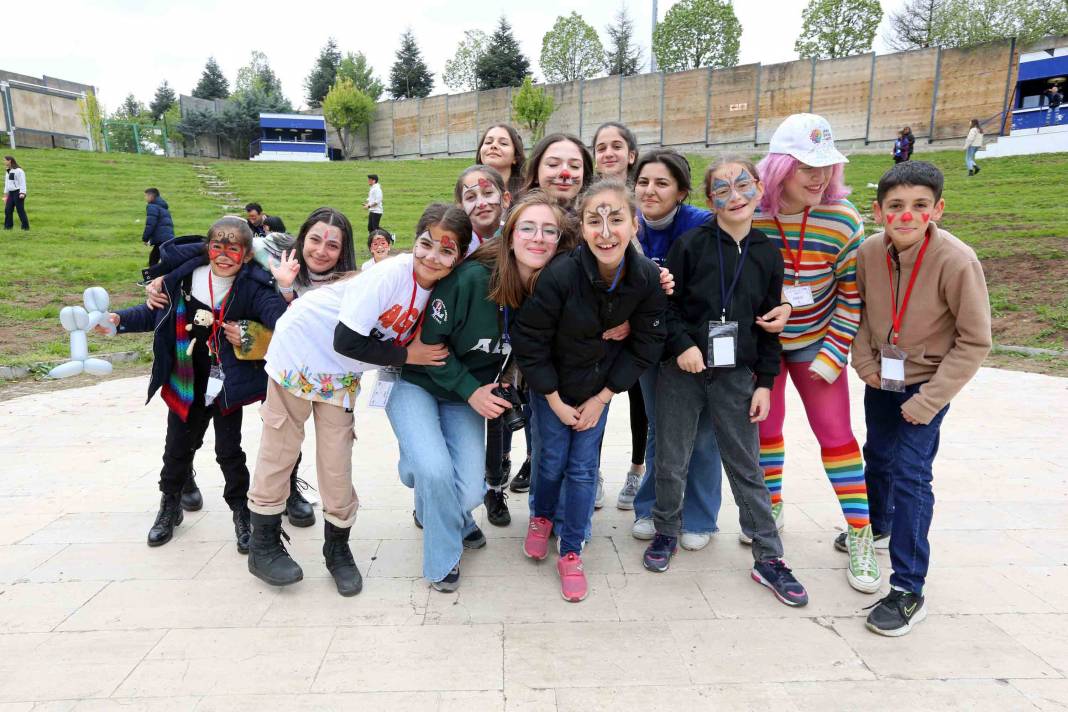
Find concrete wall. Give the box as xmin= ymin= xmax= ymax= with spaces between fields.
xmin=0 ymin=70 xmax=94 ymax=149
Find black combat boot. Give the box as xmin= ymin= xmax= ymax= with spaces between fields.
xmin=323 ymin=521 xmax=363 ymax=597
xmin=181 ymin=468 xmax=203 ymax=512
xmin=284 ymin=455 xmax=316 ymax=527
xmin=147 ymin=493 xmax=184 ymax=547
xmin=233 ymin=505 xmax=252 ymax=554
xmin=248 ymin=512 xmax=303 ymax=586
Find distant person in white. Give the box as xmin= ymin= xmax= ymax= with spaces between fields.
xmin=363 ymin=174 xmax=383 ymax=234
xmin=3 ymin=155 xmax=29 ymax=231
xmin=362 ymin=228 xmax=394 ymax=270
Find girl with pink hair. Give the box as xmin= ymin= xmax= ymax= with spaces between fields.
xmin=750 ymin=114 xmax=881 ymax=595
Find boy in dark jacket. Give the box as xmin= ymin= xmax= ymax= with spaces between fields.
xmin=143 ymin=188 xmax=175 ymax=266
xmin=644 ymin=158 xmax=809 ymax=608
xmin=102 ymin=217 xmax=287 ymax=551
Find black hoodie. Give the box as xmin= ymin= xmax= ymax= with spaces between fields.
xmin=513 ymin=242 xmax=666 ymax=406
xmin=664 ymin=221 xmax=784 ymax=388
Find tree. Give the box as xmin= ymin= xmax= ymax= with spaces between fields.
xmin=604 ymin=5 xmax=642 ymax=76
xmin=192 ymin=57 xmax=230 ymax=100
xmin=322 ymin=79 xmax=377 ymax=158
xmin=389 ymin=29 xmax=434 ymax=99
xmin=885 ymin=0 xmax=945 ymax=50
xmin=305 ymin=38 xmax=342 ymax=108
xmin=652 ymin=0 xmax=741 ymax=72
xmin=476 ymin=17 xmax=531 ymax=89
xmin=77 ymin=91 xmax=104 ymax=151
xmin=176 ymin=109 xmax=219 ymax=153
xmin=540 ymin=12 xmax=606 ymax=83
xmin=795 ymin=0 xmax=883 ymax=59
xmin=116 ymin=94 xmax=145 ymax=121
xmin=512 ymin=76 xmax=555 ymax=142
xmin=218 ymin=85 xmax=292 ymax=154
xmin=337 ymin=52 xmax=385 ymax=101
xmin=934 ymin=0 xmax=1068 ymax=48
xmin=443 ymin=30 xmax=489 ymax=92
xmin=235 ymin=51 xmax=286 ymax=99
xmin=149 ymin=81 xmax=177 ymax=122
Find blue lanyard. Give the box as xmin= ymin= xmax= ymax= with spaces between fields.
xmin=716 ymin=226 xmax=750 ymax=323
xmin=606 ymin=255 xmax=625 ymax=293
xmin=501 ymin=305 xmax=512 ymax=345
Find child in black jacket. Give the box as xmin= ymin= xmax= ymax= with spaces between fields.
xmin=513 ymin=179 xmax=666 ymax=603
xmin=100 ymin=217 xmax=288 ymax=551
xmin=644 ymin=157 xmax=809 ymax=608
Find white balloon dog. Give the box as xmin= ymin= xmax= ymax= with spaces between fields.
xmin=48 ymin=287 xmax=116 ymax=379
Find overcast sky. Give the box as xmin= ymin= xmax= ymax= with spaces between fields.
xmin=7 ymin=0 xmax=907 ymax=110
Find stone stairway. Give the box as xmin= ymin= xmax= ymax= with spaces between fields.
xmin=192 ymin=162 xmax=244 ymax=213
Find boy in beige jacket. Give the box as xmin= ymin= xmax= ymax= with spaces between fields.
xmin=852 ymin=161 xmax=991 ymax=637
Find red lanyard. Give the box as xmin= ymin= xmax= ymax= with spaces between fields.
xmin=394 ymin=272 xmax=425 ymax=347
xmin=774 ymin=207 xmax=809 ymax=285
xmin=207 ymin=273 xmax=232 ymax=359
xmin=884 ymin=235 xmax=931 ymax=345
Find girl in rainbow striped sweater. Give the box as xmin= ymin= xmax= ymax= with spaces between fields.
xmin=750 ymin=114 xmax=881 ymax=594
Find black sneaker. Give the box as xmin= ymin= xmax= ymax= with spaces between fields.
xmin=642 ymin=533 xmax=678 ymax=573
xmin=463 ymin=526 xmax=487 ymax=549
xmin=751 ymin=558 xmax=809 ymax=607
xmin=431 ymin=566 xmax=461 ymax=592
xmin=484 ymin=488 xmax=511 ymax=527
xmin=865 ymin=589 xmax=926 ymax=636
xmin=509 ymin=458 xmax=532 ymax=493
xmin=835 ymin=530 xmax=890 ymax=551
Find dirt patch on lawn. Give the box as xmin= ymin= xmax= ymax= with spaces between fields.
xmin=983 ymin=251 xmax=1068 ymax=349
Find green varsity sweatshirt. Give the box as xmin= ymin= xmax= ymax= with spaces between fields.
xmin=401 ymin=260 xmax=507 ymax=403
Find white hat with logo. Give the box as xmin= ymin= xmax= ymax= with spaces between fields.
xmin=768 ymin=113 xmax=848 ymax=167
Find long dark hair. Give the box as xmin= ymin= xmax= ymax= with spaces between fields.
xmin=416 ymin=203 xmax=473 ymax=257
xmin=521 ymin=133 xmax=594 ymax=203
xmin=476 ymin=123 xmax=526 ymax=196
xmin=592 ymin=122 xmax=640 ymax=182
xmin=3 ymin=156 xmax=19 ymax=170
xmin=294 ymin=207 xmax=356 ymax=288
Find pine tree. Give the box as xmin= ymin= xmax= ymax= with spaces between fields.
xmin=117 ymin=94 xmax=145 ymax=120
xmin=476 ymin=17 xmax=531 ymax=90
xmin=389 ymin=29 xmax=435 ymax=99
xmin=604 ymin=5 xmax=642 ymax=76
xmin=305 ymin=38 xmax=342 ymax=108
xmin=192 ymin=57 xmax=230 ymax=100
xmin=338 ymin=52 xmax=385 ymax=102
xmin=149 ymin=81 xmax=177 ymax=122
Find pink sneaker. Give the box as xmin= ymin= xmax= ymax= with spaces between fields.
xmin=523 ymin=516 xmax=552 ymax=560
xmin=557 ymin=552 xmax=588 ymax=602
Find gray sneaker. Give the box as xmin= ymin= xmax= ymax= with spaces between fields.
xmin=431 ymin=566 xmax=460 ymax=593
xmin=616 ymin=471 xmax=642 ymax=510
xmin=594 ymin=472 xmax=605 ymax=510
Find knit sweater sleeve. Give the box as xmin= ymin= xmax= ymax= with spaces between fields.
xmin=811 ymin=218 xmax=863 ymax=383
xmin=850 ymin=243 xmax=880 ymax=381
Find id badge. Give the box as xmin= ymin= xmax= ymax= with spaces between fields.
xmin=880 ymin=344 xmax=907 ymax=392
xmin=205 ymin=364 xmax=225 ymax=406
xmin=369 ymin=367 xmax=400 ymax=408
xmin=783 ymin=284 xmax=815 ymax=308
xmin=707 ymin=321 xmax=739 ymax=368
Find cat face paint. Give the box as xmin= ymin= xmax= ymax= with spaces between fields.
xmin=555 ymin=169 xmax=575 ymax=186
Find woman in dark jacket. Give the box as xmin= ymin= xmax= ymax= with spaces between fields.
xmin=513 ymin=178 xmax=666 ymax=603
xmin=102 ymin=217 xmax=287 ymax=552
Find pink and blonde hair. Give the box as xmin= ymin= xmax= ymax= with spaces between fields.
xmin=756 ymin=153 xmax=850 ymax=219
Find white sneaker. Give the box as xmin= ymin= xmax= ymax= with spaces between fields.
xmin=680 ymin=532 xmax=711 ymax=551
xmin=594 ymin=472 xmax=605 ymax=510
xmin=632 ymin=517 xmax=655 ymax=540
xmin=616 ymin=471 xmax=642 ymax=510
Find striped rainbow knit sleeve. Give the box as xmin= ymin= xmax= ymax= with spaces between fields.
xmin=811 ymin=206 xmax=863 ymax=382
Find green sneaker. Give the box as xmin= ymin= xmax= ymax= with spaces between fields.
xmin=771 ymin=502 xmax=784 ymax=530
xmin=846 ymin=524 xmax=882 ymax=594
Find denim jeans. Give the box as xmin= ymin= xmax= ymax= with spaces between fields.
xmin=386 ymin=379 xmax=486 ymax=583
xmin=653 ymin=363 xmax=783 ymax=562
xmin=529 ymin=391 xmax=610 ymax=555
xmin=863 ymin=383 xmax=949 ymax=594
xmin=633 ymin=364 xmax=723 ymax=534
xmin=965 ymin=146 xmax=979 ymax=170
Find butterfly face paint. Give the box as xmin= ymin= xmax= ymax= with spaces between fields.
xmin=708 ymin=167 xmax=759 ymax=212
xmin=208 ymin=242 xmax=245 ymax=262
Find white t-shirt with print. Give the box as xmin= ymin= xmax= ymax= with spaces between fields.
xmin=265 ymin=253 xmax=427 ymax=384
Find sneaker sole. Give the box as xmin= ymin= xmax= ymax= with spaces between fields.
xmin=248 ymin=565 xmax=304 ymax=587
xmin=463 ymin=536 xmax=487 ymax=550
xmin=487 ymin=514 xmax=512 ymax=527
xmin=680 ymin=538 xmax=711 ymax=551
xmin=284 ymin=509 xmax=316 ymax=528
xmin=180 ymin=497 xmax=203 ymax=512
xmin=560 ymin=586 xmax=589 ymax=602
xmin=835 ymin=536 xmax=890 ymax=553
xmin=509 ymin=480 xmax=530 ymax=493
xmin=632 ymin=522 xmax=655 ymax=541
xmin=524 ymin=545 xmax=549 ymax=560
xmin=751 ymin=570 xmax=808 ymax=607
xmin=431 ymin=580 xmax=460 ymax=593
xmin=616 ymin=496 xmax=636 ymax=511
xmin=642 ymin=555 xmax=674 ymax=573
xmin=866 ymin=602 xmax=926 ymax=637
xmin=847 ymin=569 xmax=883 ymax=594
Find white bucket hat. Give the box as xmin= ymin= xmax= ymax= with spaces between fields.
xmin=768 ymin=113 xmax=848 ymax=167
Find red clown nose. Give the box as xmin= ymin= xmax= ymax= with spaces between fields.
xmin=901 ymin=212 xmax=914 ymax=222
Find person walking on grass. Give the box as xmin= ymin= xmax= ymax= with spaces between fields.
xmin=3 ymin=156 xmax=28 ymax=231
xmin=964 ymin=119 xmax=983 ymax=176
xmin=364 ymin=174 xmax=383 ymax=234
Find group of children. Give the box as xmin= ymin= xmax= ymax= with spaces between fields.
xmin=101 ymin=112 xmax=991 ymax=637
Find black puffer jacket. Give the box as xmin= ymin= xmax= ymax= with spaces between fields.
xmin=513 ymin=242 xmax=666 ymax=406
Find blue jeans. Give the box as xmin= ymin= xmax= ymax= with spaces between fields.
xmin=965 ymin=146 xmax=979 ymax=170
xmin=863 ymin=383 xmax=949 ymax=594
xmin=528 ymin=401 xmax=594 ymax=544
xmin=633 ymin=364 xmax=723 ymax=534
xmin=529 ymin=391 xmax=610 ymax=555
xmin=386 ymin=379 xmax=486 ymax=583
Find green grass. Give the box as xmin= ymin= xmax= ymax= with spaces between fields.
xmin=2 ymin=146 xmax=1066 ymax=367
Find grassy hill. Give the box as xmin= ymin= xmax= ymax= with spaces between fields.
xmin=1 ymin=147 xmax=1065 ymax=372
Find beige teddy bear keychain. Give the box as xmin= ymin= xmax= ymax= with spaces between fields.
xmin=186 ymin=308 xmax=215 ymax=356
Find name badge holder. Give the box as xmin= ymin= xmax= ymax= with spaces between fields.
xmin=783 ymin=284 xmax=815 ymax=307
xmin=707 ymin=321 xmax=739 ymax=368
xmin=369 ymin=367 xmax=400 ymax=408
xmin=205 ymin=365 xmax=225 ymax=406
xmin=880 ymin=233 xmax=931 ymax=394
xmin=879 ymin=344 xmax=907 ymax=392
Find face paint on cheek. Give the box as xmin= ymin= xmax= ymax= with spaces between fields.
xmin=921 ymin=212 xmax=930 ymax=223
xmin=885 ymin=213 xmax=896 ymax=224
xmin=711 ymin=179 xmax=730 ymax=210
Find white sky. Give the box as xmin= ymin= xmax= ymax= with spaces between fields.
xmin=7 ymin=0 xmax=907 ymax=110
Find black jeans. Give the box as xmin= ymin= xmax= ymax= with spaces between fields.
xmin=653 ymin=363 xmax=783 ymax=562
xmin=4 ymin=191 xmax=28 ymax=229
xmin=160 ymin=401 xmax=250 ymax=511
xmin=485 ymin=407 xmax=531 ymax=487
xmin=367 ymin=212 xmax=382 ymax=233
xmin=628 ymin=382 xmax=648 ymax=466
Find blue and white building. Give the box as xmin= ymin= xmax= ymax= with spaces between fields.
xmin=250 ymin=113 xmax=329 ymax=161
